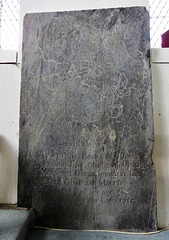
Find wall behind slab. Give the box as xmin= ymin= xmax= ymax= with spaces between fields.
xmin=5 ymin=0 xmax=149 ymax=205
xmin=152 ymin=49 xmax=169 ymax=228
xmin=0 ymin=64 xmax=20 ymax=204
xmin=3 ymin=0 xmax=169 ymax=229
xmin=0 ymin=0 xmax=141 ymax=204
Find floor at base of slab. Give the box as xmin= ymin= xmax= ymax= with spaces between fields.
xmin=0 ymin=208 xmax=35 ymax=240
xmin=26 ymin=228 xmax=169 ymax=240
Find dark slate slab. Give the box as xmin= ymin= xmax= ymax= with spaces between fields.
xmin=18 ymin=7 xmax=157 ymax=232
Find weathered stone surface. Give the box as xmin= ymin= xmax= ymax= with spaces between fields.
xmin=18 ymin=7 xmax=157 ymax=232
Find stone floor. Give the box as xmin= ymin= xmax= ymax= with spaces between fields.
xmin=26 ymin=228 xmax=169 ymax=240
xmin=1 ymin=208 xmax=169 ymax=240
xmin=0 ymin=208 xmax=35 ymax=240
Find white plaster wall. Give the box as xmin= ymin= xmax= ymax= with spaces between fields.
xmin=152 ymin=62 xmax=169 ymax=228
xmin=5 ymin=0 xmax=169 ymax=229
xmin=20 ymin=0 xmax=149 ymax=13
xmin=0 ymin=64 xmax=20 ymax=203
xmin=0 ymin=0 xmax=144 ymax=205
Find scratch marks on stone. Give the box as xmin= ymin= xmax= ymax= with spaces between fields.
xmin=37 ymin=43 xmax=57 ymax=64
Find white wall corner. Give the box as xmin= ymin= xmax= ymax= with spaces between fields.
xmin=151 ymin=48 xmax=169 ymax=63
xmin=0 ymin=50 xmax=18 ymax=64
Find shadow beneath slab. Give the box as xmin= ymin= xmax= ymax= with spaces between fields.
xmin=26 ymin=228 xmax=169 ymax=240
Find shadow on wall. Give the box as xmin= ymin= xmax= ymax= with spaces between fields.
xmin=0 ymin=135 xmax=17 ymax=204
xmin=153 ymin=134 xmax=169 ymax=227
